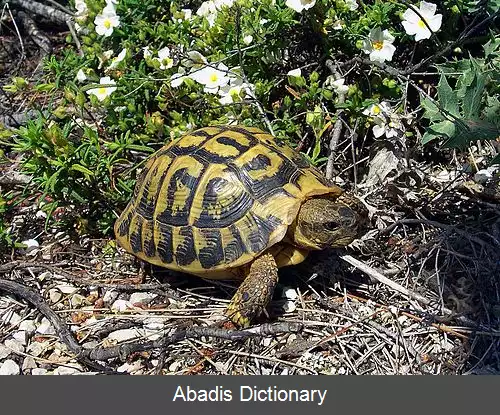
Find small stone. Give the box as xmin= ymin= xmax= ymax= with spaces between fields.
xmin=12 ymin=331 xmax=27 ymax=345
xmin=19 ymin=319 xmax=36 ymax=333
xmin=21 ymin=239 xmax=39 ymax=253
xmin=27 ymin=341 xmax=48 ymax=357
xmin=262 ymin=337 xmax=272 ymax=347
xmin=22 ymin=356 xmax=37 ymax=373
xmin=82 ymin=341 xmax=99 ymax=350
xmin=168 ymin=360 xmax=182 ymax=372
xmin=38 ymin=271 xmax=52 ymax=281
xmin=117 ymin=361 xmax=143 ymax=374
xmin=143 ymin=317 xmax=164 ymax=330
xmin=129 ymin=292 xmax=157 ymax=306
xmin=53 ymin=366 xmax=82 ymax=375
xmin=70 ymin=294 xmax=86 ymax=307
xmin=56 ymin=284 xmax=77 ymax=295
xmin=283 ymin=287 xmax=298 ymax=300
xmin=1 ymin=311 xmax=22 ymax=326
xmin=0 ymin=359 xmax=20 ymax=375
xmin=32 ymin=368 xmax=48 ymax=375
xmin=0 ymin=344 xmax=11 ymax=359
xmin=108 ymin=328 xmax=140 ymax=342
xmin=48 ymin=289 xmax=63 ymax=304
xmin=111 ymin=299 xmax=132 ymax=312
xmin=4 ymin=338 xmax=24 ymax=354
xmin=103 ymin=290 xmax=118 ymax=304
xmin=36 ymin=318 xmax=56 ymax=335
xmin=282 ymin=300 xmax=296 ymax=313
xmin=35 ymin=210 xmax=47 ymax=219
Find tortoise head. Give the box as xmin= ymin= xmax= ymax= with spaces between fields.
xmin=292 ymin=193 xmax=368 ymax=250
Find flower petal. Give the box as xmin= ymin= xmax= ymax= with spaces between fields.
xmin=427 ymin=14 xmax=442 ymax=32
xmin=419 ymin=1 xmax=437 ymax=18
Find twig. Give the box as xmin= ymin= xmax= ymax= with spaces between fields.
xmin=0 ymin=278 xmax=112 ymax=373
xmin=83 ymin=322 xmax=303 ymax=362
xmin=6 ymin=0 xmax=71 ymax=25
xmin=324 ymin=59 xmax=347 ymax=180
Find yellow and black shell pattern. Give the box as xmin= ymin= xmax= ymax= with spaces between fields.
xmin=114 ymin=125 xmax=342 ymax=278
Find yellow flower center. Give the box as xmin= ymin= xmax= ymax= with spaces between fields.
xmin=372 ymin=41 xmax=384 ymax=50
xmin=98 ymin=87 xmax=107 ymax=95
xmin=417 ymin=19 xmax=426 ymax=28
xmin=104 ymin=19 xmax=112 ymax=29
xmin=209 ymin=73 xmax=218 ymax=83
xmin=372 ymin=105 xmax=380 ymax=115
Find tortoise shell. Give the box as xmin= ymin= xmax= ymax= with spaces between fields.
xmin=114 ymin=125 xmax=343 ymax=277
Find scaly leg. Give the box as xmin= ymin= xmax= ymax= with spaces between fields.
xmin=225 ymin=253 xmax=278 ymax=328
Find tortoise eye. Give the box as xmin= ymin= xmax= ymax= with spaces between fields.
xmin=324 ymin=221 xmax=340 ymax=231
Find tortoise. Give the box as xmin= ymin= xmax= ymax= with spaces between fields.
xmin=114 ymin=125 xmax=367 ymax=327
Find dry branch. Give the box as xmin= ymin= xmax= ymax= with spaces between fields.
xmin=6 ymin=0 xmax=71 ymax=25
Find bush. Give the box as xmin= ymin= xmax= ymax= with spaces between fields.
xmin=2 ymin=0 xmax=499 ymax=237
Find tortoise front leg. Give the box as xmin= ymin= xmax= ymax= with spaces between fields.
xmin=226 ymin=253 xmax=278 ymax=328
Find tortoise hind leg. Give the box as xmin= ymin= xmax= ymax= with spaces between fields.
xmin=226 ymin=253 xmax=278 ymax=328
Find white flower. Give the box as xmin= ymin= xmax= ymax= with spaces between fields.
xmin=190 ymin=63 xmax=230 ymax=93
xmin=259 ymin=18 xmax=269 ymax=25
xmin=243 ymin=34 xmax=253 ymax=45
xmin=363 ymin=102 xmax=403 ymax=138
xmin=372 ymin=116 xmax=403 ymax=138
xmin=326 ymin=76 xmax=349 ymax=94
xmin=143 ymin=46 xmax=153 ymax=59
xmin=94 ymin=7 xmax=120 ymax=37
xmin=214 ymin=0 xmax=235 ymax=8
xmin=74 ymin=0 xmax=88 ymax=21
xmin=197 ymin=1 xmax=218 ymax=26
xmin=76 ymin=69 xmax=87 ymax=82
xmin=345 ymin=0 xmax=358 ymax=11
xmin=171 ymin=67 xmax=189 ymax=88
xmin=402 ymin=1 xmax=442 ymax=41
xmin=362 ymin=27 xmax=396 ymax=63
xmin=285 ymin=0 xmax=316 ymax=13
xmin=107 ymin=48 xmax=127 ymax=70
xmin=86 ymin=76 xmax=117 ymax=101
xmin=154 ymin=47 xmax=174 ymax=70
xmin=363 ymin=101 xmax=392 ymax=119
xmin=287 ymin=68 xmax=302 ymax=77
xmin=218 ymin=75 xmax=254 ymax=104
xmin=180 ymin=8 xmax=192 ymax=20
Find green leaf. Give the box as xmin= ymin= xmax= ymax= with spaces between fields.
xmin=462 ymin=65 xmax=486 ymax=120
xmin=444 ymin=120 xmax=500 ymax=148
xmin=71 ymin=164 xmax=95 ymax=179
xmin=491 ymin=154 xmax=500 ymax=165
xmin=428 ymin=120 xmax=456 ymax=139
xmin=420 ymin=96 xmax=444 ymax=122
xmin=437 ymin=74 xmax=460 ymax=118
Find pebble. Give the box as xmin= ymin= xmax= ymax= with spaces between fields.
xmin=143 ymin=317 xmax=164 ymax=330
xmin=56 ymin=284 xmax=78 ymax=294
xmin=12 ymin=331 xmax=27 ymax=345
xmin=19 ymin=319 xmax=37 ymax=333
xmin=70 ymin=294 xmax=86 ymax=307
xmin=0 ymin=359 xmax=20 ymax=375
xmin=4 ymin=338 xmax=24 ymax=354
xmin=117 ymin=361 xmax=143 ymax=374
xmin=1 ymin=311 xmax=22 ymax=326
xmin=283 ymin=287 xmax=298 ymax=300
xmin=27 ymin=341 xmax=47 ymax=357
xmin=103 ymin=290 xmax=119 ymax=304
xmin=48 ymin=289 xmax=63 ymax=304
xmin=22 ymin=356 xmax=37 ymax=373
xmin=108 ymin=328 xmax=141 ymax=342
xmin=32 ymin=368 xmax=48 ymax=375
xmin=36 ymin=317 xmax=56 ymax=335
xmin=21 ymin=239 xmax=39 ymax=253
xmin=129 ymin=292 xmax=157 ymax=306
xmin=282 ymin=300 xmax=296 ymax=313
xmin=111 ymin=299 xmax=132 ymax=312
xmin=0 ymin=344 xmax=11 ymax=359
xmin=38 ymin=271 xmax=52 ymax=281
xmin=53 ymin=365 xmax=82 ymax=375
